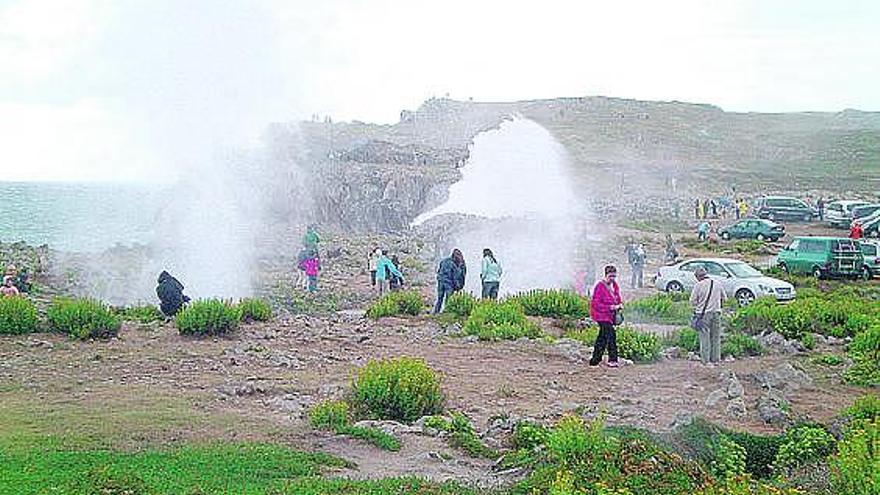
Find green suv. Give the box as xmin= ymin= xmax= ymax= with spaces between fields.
xmin=719 ymin=219 xmax=785 ymax=242
xmin=777 ymin=237 xmax=864 ymax=279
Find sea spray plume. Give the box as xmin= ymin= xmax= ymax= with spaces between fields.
xmin=413 ymin=117 xmax=594 ymax=296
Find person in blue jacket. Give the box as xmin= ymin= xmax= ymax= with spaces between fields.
xmin=433 ymin=248 xmax=466 ymax=314
xmin=375 ymin=250 xmax=404 ymax=295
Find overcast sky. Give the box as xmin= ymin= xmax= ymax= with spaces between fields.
xmin=1 ymin=0 xmax=878 ymax=182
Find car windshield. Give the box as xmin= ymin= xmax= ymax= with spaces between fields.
xmin=724 ymin=262 xmax=762 ymax=278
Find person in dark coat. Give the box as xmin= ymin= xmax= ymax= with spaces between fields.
xmin=156 ymin=270 xmax=190 ymax=317
xmin=433 ymin=249 xmax=466 ymax=314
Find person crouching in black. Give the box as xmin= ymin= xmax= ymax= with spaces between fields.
xmin=156 ymin=270 xmax=190 ymax=317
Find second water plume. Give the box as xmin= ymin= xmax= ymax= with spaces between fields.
xmin=415 ymin=117 xmax=592 ymax=295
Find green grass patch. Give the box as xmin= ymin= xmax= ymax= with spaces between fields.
xmin=112 ymin=304 xmax=164 ymax=324
xmin=47 ymin=298 xmax=120 ymax=340
xmin=443 ymin=291 xmax=477 ymax=319
xmin=721 ymin=332 xmax=763 ymax=358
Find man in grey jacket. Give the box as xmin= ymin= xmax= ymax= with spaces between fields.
xmin=690 ymin=266 xmax=727 ymax=364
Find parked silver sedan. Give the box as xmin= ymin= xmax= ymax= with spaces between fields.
xmin=655 ymin=257 xmax=796 ymax=306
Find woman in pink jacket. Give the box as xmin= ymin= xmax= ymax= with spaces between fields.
xmin=589 ymin=265 xmax=623 ymax=367
xmin=299 ymin=255 xmax=321 ymax=293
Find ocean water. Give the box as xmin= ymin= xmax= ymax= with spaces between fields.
xmin=0 ymin=181 xmax=168 ymax=252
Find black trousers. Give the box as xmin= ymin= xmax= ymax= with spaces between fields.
xmin=590 ymin=321 xmax=618 ymax=365
xmin=370 ymin=270 xmax=377 ymax=286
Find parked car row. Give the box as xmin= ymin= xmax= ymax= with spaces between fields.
xmin=747 ymin=196 xmax=880 ymax=235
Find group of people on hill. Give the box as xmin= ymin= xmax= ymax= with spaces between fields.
xmin=1 ymin=264 xmax=30 ymax=298
xmin=368 ymin=248 xmax=404 ymax=295
xmin=694 ymin=197 xmax=748 ymax=220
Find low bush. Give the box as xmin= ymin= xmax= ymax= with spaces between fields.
xmin=730 ymin=291 xmax=880 ymax=340
xmin=726 ymin=431 xmax=785 ymax=479
xmin=447 ymin=413 xmax=498 ymax=459
xmin=309 ymin=400 xmax=350 ymax=431
xmin=721 ymin=333 xmax=763 ymax=358
xmin=710 ymin=435 xmax=747 ymax=478
xmin=812 ymin=354 xmax=844 ymax=366
xmin=843 ymin=394 xmax=880 ymax=423
xmin=462 ymin=300 xmax=541 ymax=341
xmin=625 ymin=293 xmax=692 ymax=325
xmin=515 ymin=414 xmax=710 ymax=494
xmin=442 ymin=292 xmax=477 ymax=319
xmin=668 ymin=327 xmax=700 ymax=353
xmin=113 ymin=304 xmax=163 ymax=324
xmin=175 ymin=299 xmax=240 ymax=336
xmin=508 ymin=289 xmax=589 ymax=320
xmin=351 ymin=357 xmax=443 ymax=423
xmin=0 ymin=296 xmax=38 ymax=335
xmin=773 ymin=424 xmax=836 ymax=471
xmin=512 ymin=421 xmax=549 ymax=451
xmin=830 ymin=418 xmax=878 ymax=495
xmin=366 ymin=290 xmax=425 ymax=319
xmin=47 ymin=298 xmax=120 ymax=339
xmin=844 ymin=325 xmax=880 ymax=387
xmin=799 ymin=332 xmax=815 ymax=350
xmin=564 ymin=325 xmax=661 ymax=362
xmin=236 ymin=298 xmax=272 ymax=322
xmin=309 ymin=400 xmax=401 ymax=451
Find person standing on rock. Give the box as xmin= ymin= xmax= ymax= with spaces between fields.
xmin=589 ymin=265 xmax=623 ymax=368
xmin=433 ymin=249 xmax=465 ymax=314
xmin=375 ymin=250 xmax=404 ymax=295
xmin=368 ymin=247 xmax=381 ymax=289
xmin=480 ymin=248 xmax=502 ymax=300
xmin=690 ymin=266 xmax=726 ymax=365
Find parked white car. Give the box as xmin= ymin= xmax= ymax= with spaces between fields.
xmin=826 ymin=200 xmax=871 ymax=228
xmin=655 ymin=257 xmax=796 ymax=306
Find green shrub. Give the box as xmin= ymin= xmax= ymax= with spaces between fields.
xmin=308 ymin=400 xmax=401 ymax=451
xmin=774 ymin=424 xmax=836 ymax=471
xmin=799 ymin=333 xmax=816 ymax=350
xmin=844 ymin=325 xmax=880 ymax=387
xmin=625 ymin=293 xmax=691 ymax=324
xmin=564 ymin=325 xmax=661 ymax=362
xmin=844 ymin=395 xmax=880 ymax=423
xmin=443 ymin=292 xmax=477 ymax=319
xmin=236 ymin=298 xmax=272 ymax=322
xmin=309 ymin=400 xmax=351 ymax=431
xmin=351 ymin=357 xmax=443 ymax=423
xmin=0 ymin=296 xmax=38 ymax=335
xmin=422 ymin=415 xmax=452 ymax=433
xmin=721 ymin=333 xmax=763 ymax=358
xmin=447 ymin=412 xmax=498 ymax=459
xmin=512 ymin=421 xmax=549 ymax=450
xmin=516 ymin=415 xmax=708 ymax=494
xmin=669 ymin=327 xmax=700 ymax=352
xmin=696 ymin=476 xmax=802 ymax=495
xmin=726 ymin=431 xmax=784 ymax=479
xmin=830 ymin=418 xmax=879 ymax=495
xmin=710 ymin=435 xmax=747 ymax=478
xmin=462 ymin=300 xmax=541 ymax=341
xmin=366 ymin=290 xmax=425 ymax=319
xmin=175 ymin=299 xmax=240 ymax=336
xmin=47 ymin=298 xmax=120 ymax=340
xmin=113 ymin=304 xmax=163 ymax=324
xmin=812 ymin=354 xmax=844 ymax=366
xmin=508 ymin=289 xmax=590 ymax=320
xmin=616 ymin=326 xmax=662 ymax=362
xmin=341 ymin=425 xmax=401 ymax=451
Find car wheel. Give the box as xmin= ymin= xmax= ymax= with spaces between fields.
xmin=666 ymin=281 xmax=684 ymax=293
xmin=736 ymin=289 xmax=756 ymax=306
xmin=756 ymin=233 xmax=766 ymax=241
xmin=812 ymin=266 xmax=824 ymax=280
xmin=721 ymin=232 xmax=730 ymax=240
